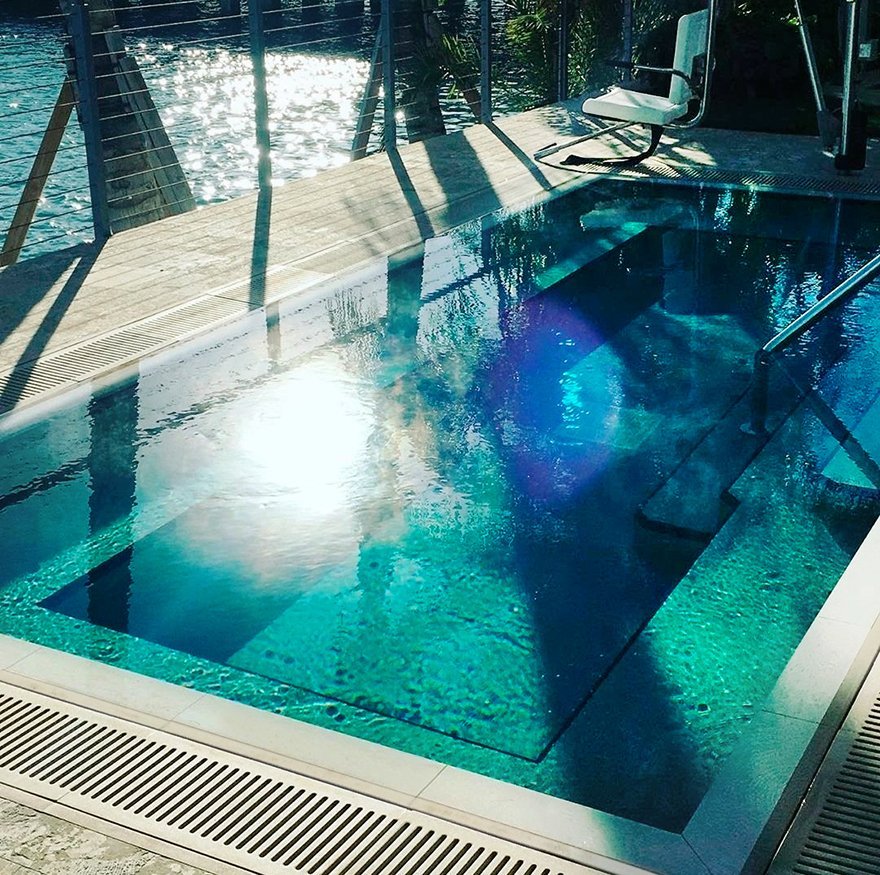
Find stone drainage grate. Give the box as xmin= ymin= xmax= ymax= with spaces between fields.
xmin=768 ymin=656 xmax=880 ymax=874
xmin=542 ymin=151 xmax=880 ymax=199
xmin=0 ymin=295 xmax=251 ymax=416
xmin=0 ymin=682 xmax=600 ymax=875
xmin=645 ymin=164 xmax=880 ymax=199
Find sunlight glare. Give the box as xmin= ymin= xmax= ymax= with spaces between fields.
xmin=236 ymin=358 xmax=373 ymax=517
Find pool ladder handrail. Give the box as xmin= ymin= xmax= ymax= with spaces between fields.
xmin=749 ymin=250 xmax=880 ymax=435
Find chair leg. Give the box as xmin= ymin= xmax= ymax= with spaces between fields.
xmin=559 ymin=124 xmax=664 ymax=167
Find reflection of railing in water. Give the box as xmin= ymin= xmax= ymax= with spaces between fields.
xmin=749 ymin=250 xmax=880 ymax=436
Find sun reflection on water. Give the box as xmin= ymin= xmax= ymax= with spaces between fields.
xmin=141 ymin=45 xmax=369 ymax=201
xmin=235 ymin=357 xmax=375 ymax=517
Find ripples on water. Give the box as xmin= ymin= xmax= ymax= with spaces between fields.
xmin=138 ymin=42 xmax=370 ymax=200
xmin=0 ymin=24 xmax=91 ymax=253
xmin=0 ymin=9 xmax=491 ymax=260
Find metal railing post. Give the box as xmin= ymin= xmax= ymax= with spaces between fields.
xmin=747 ymin=249 xmax=880 ymax=434
xmin=749 ymin=353 xmax=770 ymax=435
xmin=622 ymin=0 xmax=633 ymax=85
xmin=480 ymin=0 xmax=492 ymax=123
xmin=68 ymin=0 xmax=111 ymax=241
xmin=556 ymin=0 xmax=569 ymax=100
xmin=840 ymin=0 xmax=859 ymax=162
xmin=793 ymin=0 xmax=826 ymax=117
xmin=248 ymin=0 xmax=272 ymax=190
xmin=382 ymin=0 xmax=397 ymax=151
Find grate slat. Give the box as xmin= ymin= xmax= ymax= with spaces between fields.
xmin=769 ymin=660 xmax=880 ymax=875
xmin=0 ymin=295 xmax=252 ymax=416
xmin=0 ymin=682 xmax=593 ymax=875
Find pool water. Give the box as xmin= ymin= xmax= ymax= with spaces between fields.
xmin=2 ymin=180 xmax=879 ymax=830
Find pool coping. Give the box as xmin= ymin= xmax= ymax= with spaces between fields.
xmin=0 ymin=514 xmax=878 ymax=875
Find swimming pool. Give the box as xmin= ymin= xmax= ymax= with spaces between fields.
xmin=1 ymin=178 xmax=879 ymax=835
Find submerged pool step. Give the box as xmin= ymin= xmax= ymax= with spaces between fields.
xmin=639 ymin=371 xmax=802 ymax=540
xmin=817 ymin=388 xmax=880 ymax=504
xmin=640 ymin=339 xmax=880 ymax=541
xmin=0 ymin=681 xmax=601 ymax=875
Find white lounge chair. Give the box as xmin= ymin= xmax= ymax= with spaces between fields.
xmin=537 ymin=8 xmax=711 ymax=166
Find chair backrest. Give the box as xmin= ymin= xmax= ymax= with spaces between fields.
xmin=668 ymin=9 xmax=709 ymax=106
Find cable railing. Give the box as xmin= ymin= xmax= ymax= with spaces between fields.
xmin=0 ymin=0 xmax=615 ymax=267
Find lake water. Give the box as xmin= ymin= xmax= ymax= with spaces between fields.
xmin=0 ymin=1 xmax=497 ymax=260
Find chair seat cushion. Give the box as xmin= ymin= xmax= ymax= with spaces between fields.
xmin=581 ymin=87 xmax=688 ymax=125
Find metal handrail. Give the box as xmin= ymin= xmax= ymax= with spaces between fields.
xmin=749 ymin=250 xmax=880 ymax=434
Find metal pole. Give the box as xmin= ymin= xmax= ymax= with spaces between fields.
xmin=1 ymin=79 xmax=74 ymax=267
xmin=793 ymin=0 xmax=839 ymax=152
xmin=793 ymin=0 xmax=826 ymax=114
xmin=69 ymin=0 xmax=111 ymax=241
xmin=248 ymin=0 xmax=272 ymax=190
xmin=556 ymin=0 xmax=569 ymax=100
xmin=480 ymin=0 xmax=492 ymax=123
xmin=381 ymin=0 xmax=397 ymax=151
xmin=749 ymin=354 xmax=771 ymax=436
xmin=749 ymin=249 xmax=880 ymax=433
xmin=622 ymin=0 xmax=633 ymax=85
xmin=351 ymin=29 xmax=384 ymax=158
xmin=764 ymin=250 xmax=880 ymax=358
xmin=839 ymin=0 xmax=859 ymax=164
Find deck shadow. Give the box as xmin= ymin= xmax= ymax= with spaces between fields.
xmin=0 ymin=241 xmax=104 ymax=415
xmin=0 ymin=243 xmax=89 ymax=349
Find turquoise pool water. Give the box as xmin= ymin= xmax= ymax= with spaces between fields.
xmin=2 ymin=179 xmax=879 ymax=830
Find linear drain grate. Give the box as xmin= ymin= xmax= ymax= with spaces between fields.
xmin=0 ymin=295 xmax=252 ymax=416
xmin=644 ymin=164 xmax=880 ymax=198
xmin=547 ymin=153 xmax=880 ymax=199
xmin=0 ymin=683 xmax=597 ymax=875
xmin=768 ymin=658 xmax=880 ymax=874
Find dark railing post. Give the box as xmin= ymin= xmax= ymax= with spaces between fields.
xmin=556 ymin=0 xmax=569 ymax=101
xmin=68 ymin=0 xmax=111 ymax=241
xmin=838 ymin=0 xmax=858 ymax=167
xmin=480 ymin=0 xmax=492 ymax=123
xmin=381 ymin=0 xmax=397 ymax=151
xmin=249 ymin=0 xmax=272 ymax=190
xmin=749 ymin=353 xmax=770 ymax=436
xmin=621 ymin=0 xmax=633 ymax=85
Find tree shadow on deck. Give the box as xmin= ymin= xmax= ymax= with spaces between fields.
xmin=422 ymin=131 xmax=503 ymax=231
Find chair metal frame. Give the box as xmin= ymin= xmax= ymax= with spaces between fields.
xmin=535 ymin=2 xmax=717 ymax=165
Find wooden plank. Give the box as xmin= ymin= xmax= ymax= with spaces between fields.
xmin=0 ymin=79 xmax=75 ymax=268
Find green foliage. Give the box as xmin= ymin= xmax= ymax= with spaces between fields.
xmin=504 ymin=0 xmax=560 ymax=103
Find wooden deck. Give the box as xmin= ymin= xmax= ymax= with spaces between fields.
xmin=1 ymin=104 xmax=879 ymax=418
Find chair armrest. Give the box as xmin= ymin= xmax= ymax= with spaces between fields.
xmin=630 ymin=64 xmax=695 ymax=89
xmin=604 ymin=59 xmax=701 ymax=93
